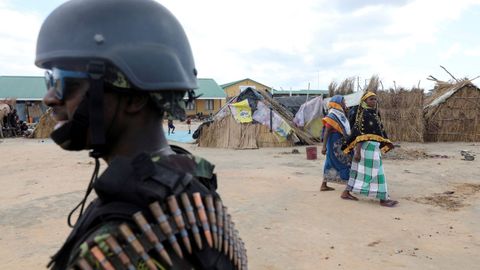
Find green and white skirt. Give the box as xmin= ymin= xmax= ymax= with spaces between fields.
xmin=346 ymin=141 xmax=388 ymax=200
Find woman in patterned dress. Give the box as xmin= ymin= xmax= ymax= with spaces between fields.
xmin=320 ymin=95 xmax=357 ymax=200
xmin=342 ymin=92 xmax=398 ymax=207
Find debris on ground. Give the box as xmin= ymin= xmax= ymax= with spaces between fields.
xmin=383 ymin=148 xmax=449 ymax=160
xmin=279 ymin=148 xmax=301 ymax=155
xmin=404 ymin=183 xmax=480 ymax=211
xmin=460 ymin=150 xmax=475 ymax=161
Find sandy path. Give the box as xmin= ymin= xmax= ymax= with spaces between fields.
xmin=0 ymin=137 xmax=479 ymax=269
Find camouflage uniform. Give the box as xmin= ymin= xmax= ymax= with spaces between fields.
xmin=49 ymin=146 xmax=246 ymax=270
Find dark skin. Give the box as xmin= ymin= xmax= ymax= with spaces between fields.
xmin=43 ymin=79 xmax=172 ymax=164
xmin=320 ymin=99 xmax=357 ymax=200
xmin=364 ymin=95 xmax=378 ymax=109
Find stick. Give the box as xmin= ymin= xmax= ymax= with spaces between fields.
xmin=440 ymin=65 xmax=458 ymax=82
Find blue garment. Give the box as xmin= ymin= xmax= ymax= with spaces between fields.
xmin=330 ymin=95 xmax=344 ymax=104
xmin=323 ymin=131 xmax=352 ymax=182
xmin=321 ymin=95 xmax=351 ymax=140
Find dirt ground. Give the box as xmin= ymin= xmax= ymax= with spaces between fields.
xmin=1 ymin=129 xmax=479 ymax=269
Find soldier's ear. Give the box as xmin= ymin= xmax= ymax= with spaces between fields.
xmin=124 ymin=94 xmax=149 ymax=114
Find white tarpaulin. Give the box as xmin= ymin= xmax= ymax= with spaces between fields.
xmin=322 ymin=91 xmax=364 ymax=111
xmin=253 ymin=101 xmax=292 ymax=138
xmin=293 ymin=96 xmax=323 ymax=127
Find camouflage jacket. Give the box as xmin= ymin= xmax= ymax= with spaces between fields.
xmin=49 ymin=146 xmax=246 ymax=270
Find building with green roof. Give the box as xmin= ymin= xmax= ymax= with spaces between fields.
xmin=0 ymin=76 xmax=225 ymax=121
xmin=0 ymin=76 xmax=46 ymax=100
xmin=186 ymin=78 xmax=226 ymax=117
xmin=0 ymin=76 xmax=47 ymax=122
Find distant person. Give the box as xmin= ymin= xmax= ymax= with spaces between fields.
xmin=8 ymin=109 xmax=19 ymax=128
xmin=19 ymin=120 xmax=28 ymax=131
xmin=320 ymin=95 xmax=356 ymax=200
xmin=19 ymin=121 xmax=30 ymax=136
xmin=186 ymin=116 xmax=192 ymax=134
xmin=2 ymin=111 xmax=7 ymax=127
xmin=168 ymin=117 xmax=175 ymax=135
xmin=342 ymin=91 xmax=398 ymax=207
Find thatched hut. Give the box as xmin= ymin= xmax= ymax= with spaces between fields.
xmin=32 ymin=108 xmax=56 ymax=138
xmin=377 ymin=88 xmax=425 ymax=142
xmin=196 ymin=88 xmax=318 ymax=149
xmin=424 ymin=79 xmax=480 ymax=142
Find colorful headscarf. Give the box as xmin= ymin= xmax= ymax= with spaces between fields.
xmin=342 ymin=91 xmax=392 ymax=153
xmin=327 ymin=95 xmax=345 ymax=111
xmin=361 ymin=91 xmax=376 ymax=102
xmin=322 ymin=95 xmax=351 ymax=136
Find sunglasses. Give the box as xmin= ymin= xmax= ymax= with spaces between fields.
xmin=45 ymin=68 xmax=89 ymax=100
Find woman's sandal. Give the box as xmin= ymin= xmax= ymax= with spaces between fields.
xmin=341 ymin=193 xmax=359 ymax=201
xmin=320 ymin=186 xmax=335 ymax=191
xmin=380 ymin=199 xmax=399 ymax=207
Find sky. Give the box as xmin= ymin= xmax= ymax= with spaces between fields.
xmin=1 ymin=0 xmax=480 ymax=91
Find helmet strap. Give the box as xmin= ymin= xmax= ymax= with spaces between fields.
xmin=87 ymin=62 xmax=106 ymax=158
xmin=67 ymin=156 xmax=100 ymax=228
xmin=65 ymin=62 xmax=106 ymax=227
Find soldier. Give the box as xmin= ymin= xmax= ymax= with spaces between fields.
xmin=36 ymin=0 xmax=246 ymax=269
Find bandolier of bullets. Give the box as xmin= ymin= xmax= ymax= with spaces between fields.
xmin=72 ymin=193 xmax=247 ymax=270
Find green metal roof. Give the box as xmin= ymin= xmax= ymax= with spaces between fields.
xmin=194 ymin=78 xmax=225 ymax=99
xmin=0 ymin=76 xmax=46 ymax=100
xmin=272 ymin=89 xmax=328 ymax=95
xmin=0 ymin=76 xmax=225 ymax=100
xmin=220 ymin=78 xmax=271 ymax=89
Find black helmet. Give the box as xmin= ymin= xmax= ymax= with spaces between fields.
xmin=35 ymin=0 xmax=198 ymax=91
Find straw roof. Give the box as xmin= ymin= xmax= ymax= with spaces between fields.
xmin=32 ymin=108 xmax=56 ymax=139
xmin=424 ymin=78 xmax=480 ymax=142
xmin=424 ymin=79 xmax=478 ymax=109
xmin=328 ymin=77 xmax=355 ymax=97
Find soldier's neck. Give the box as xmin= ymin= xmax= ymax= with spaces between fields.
xmin=103 ymin=120 xmax=171 ymax=164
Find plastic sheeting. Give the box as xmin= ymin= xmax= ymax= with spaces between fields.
xmin=229 ymin=99 xmax=253 ymax=123
xmin=322 ymin=91 xmax=364 ymax=112
xmin=253 ymin=101 xmax=292 ymax=138
xmin=293 ymin=96 xmax=324 ymax=127
xmin=274 ymin=96 xmax=315 ymax=115
xmin=424 ymin=89 xmax=456 ymax=109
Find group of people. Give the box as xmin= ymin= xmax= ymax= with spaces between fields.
xmin=2 ymin=106 xmax=19 ymax=128
xmin=320 ymin=92 xmax=398 ymax=207
xmin=167 ymin=116 xmax=192 ymax=135
xmin=1 ymin=107 xmax=30 ymax=137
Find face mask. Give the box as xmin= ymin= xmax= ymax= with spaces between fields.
xmin=50 ymin=97 xmax=90 ymax=151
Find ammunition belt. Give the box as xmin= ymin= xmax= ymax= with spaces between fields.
xmin=72 ymin=192 xmax=247 ymax=270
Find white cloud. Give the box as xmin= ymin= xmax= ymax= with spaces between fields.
xmin=1 ymin=0 xmax=480 ymax=91
xmin=465 ymin=47 xmax=480 ymax=57
xmin=441 ymin=43 xmax=462 ymax=60
xmin=0 ymin=1 xmax=44 ymax=75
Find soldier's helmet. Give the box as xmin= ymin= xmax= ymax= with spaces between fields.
xmin=35 ymin=0 xmax=198 ymax=92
